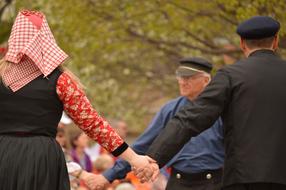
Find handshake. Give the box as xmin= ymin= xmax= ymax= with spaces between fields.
xmin=71 ymin=155 xmax=159 ymax=190
xmin=130 ymin=155 xmax=160 ymax=183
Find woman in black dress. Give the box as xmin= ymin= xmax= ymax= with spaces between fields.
xmin=0 ymin=10 xmax=154 ymax=190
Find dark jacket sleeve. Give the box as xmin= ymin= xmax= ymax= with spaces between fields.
xmin=146 ymin=69 xmax=231 ymax=167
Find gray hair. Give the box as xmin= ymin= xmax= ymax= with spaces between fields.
xmin=197 ymin=71 xmax=211 ymax=83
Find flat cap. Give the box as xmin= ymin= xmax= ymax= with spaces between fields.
xmin=176 ymin=57 xmax=212 ymax=77
xmin=236 ymin=16 xmax=280 ymax=39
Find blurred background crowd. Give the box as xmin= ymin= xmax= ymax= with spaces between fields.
xmin=57 ymin=113 xmax=167 ymax=190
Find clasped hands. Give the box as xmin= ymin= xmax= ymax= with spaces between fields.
xmin=131 ymin=155 xmax=159 ymax=183
xmin=78 ymin=155 xmax=159 ymax=190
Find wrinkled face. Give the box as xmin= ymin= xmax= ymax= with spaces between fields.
xmin=177 ymin=73 xmax=210 ymax=100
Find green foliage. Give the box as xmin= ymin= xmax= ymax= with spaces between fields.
xmin=0 ymin=21 xmax=12 ymax=44
xmin=1 ymin=0 xmax=286 ymax=133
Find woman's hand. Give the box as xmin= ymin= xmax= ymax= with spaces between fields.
xmin=119 ymin=147 xmax=159 ymax=183
xmin=132 ymin=156 xmax=159 ymax=183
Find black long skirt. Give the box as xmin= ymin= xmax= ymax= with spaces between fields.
xmin=0 ymin=135 xmax=70 ymax=190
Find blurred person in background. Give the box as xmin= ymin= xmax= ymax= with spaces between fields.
xmin=93 ymin=154 xmax=115 ymax=174
xmin=56 ymin=112 xmax=72 ymax=160
xmin=71 ymin=131 xmax=93 ymax=172
xmin=56 ymin=127 xmax=68 ymax=148
xmin=110 ymin=119 xmax=129 ymax=140
xmin=56 ymin=127 xmax=72 ymax=162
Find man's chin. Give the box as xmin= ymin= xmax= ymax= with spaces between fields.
xmin=180 ymin=90 xmax=190 ymax=96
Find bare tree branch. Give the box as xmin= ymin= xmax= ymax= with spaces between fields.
xmin=183 ymin=29 xmax=218 ymax=49
xmin=215 ymin=3 xmax=239 ymax=26
xmin=166 ymin=0 xmax=214 ymax=18
xmin=127 ymin=27 xmax=241 ymax=55
xmin=126 ymin=27 xmax=183 ymax=58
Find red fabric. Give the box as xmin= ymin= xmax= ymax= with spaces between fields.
xmin=22 ymin=10 xmax=43 ymax=29
xmin=56 ymin=72 xmax=125 ymax=152
xmin=0 ymin=47 xmax=7 ymax=54
xmin=4 ymin=10 xmax=68 ymax=92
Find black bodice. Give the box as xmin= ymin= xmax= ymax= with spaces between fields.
xmin=0 ymin=69 xmax=63 ymax=137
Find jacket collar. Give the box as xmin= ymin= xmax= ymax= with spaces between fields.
xmin=248 ymin=49 xmax=275 ymax=57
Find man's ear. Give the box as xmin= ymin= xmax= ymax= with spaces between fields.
xmin=240 ymin=38 xmax=250 ymax=57
xmin=272 ymin=35 xmax=279 ymax=50
xmin=203 ymin=75 xmax=211 ymax=86
xmin=240 ymin=38 xmax=246 ymax=51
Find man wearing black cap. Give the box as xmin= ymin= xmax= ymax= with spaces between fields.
xmin=92 ymin=58 xmax=224 ymax=190
xmin=145 ymin=16 xmax=286 ymax=190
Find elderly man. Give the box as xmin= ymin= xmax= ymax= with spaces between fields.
xmin=146 ymin=16 xmax=286 ymax=190
xmin=91 ymin=57 xmax=224 ymax=190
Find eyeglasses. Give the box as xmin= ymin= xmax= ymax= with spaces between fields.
xmin=176 ymin=76 xmax=191 ymax=82
xmin=176 ymin=73 xmax=202 ymax=82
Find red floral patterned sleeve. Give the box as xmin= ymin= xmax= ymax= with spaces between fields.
xmin=56 ymin=72 xmax=128 ymax=155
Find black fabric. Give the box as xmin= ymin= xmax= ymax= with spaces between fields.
xmin=166 ymin=170 xmax=222 ymax=190
xmin=111 ymin=142 xmax=129 ymax=157
xmin=0 ymin=135 xmax=69 ymax=190
xmin=223 ymin=183 xmax=286 ymax=190
xmin=179 ymin=57 xmax=213 ymax=73
xmin=236 ymin=16 xmax=280 ymax=39
xmin=0 ymin=68 xmax=69 ymax=190
xmin=147 ymin=50 xmax=286 ymax=187
xmin=170 ymin=168 xmax=222 ymax=183
xmin=0 ymin=68 xmax=63 ymax=137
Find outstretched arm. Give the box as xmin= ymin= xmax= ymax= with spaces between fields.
xmin=56 ymin=72 xmax=155 ymax=182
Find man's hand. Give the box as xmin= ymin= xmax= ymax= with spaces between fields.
xmin=118 ymin=148 xmax=160 ymax=183
xmin=80 ymin=172 xmax=109 ymax=190
xmin=132 ymin=156 xmax=159 ymax=183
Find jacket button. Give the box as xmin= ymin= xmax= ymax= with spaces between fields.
xmin=176 ymin=173 xmax=181 ymax=179
xmin=206 ymin=173 xmax=212 ymax=179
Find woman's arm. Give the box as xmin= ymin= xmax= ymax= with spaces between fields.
xmin=56 ymin=72 xmax=126 ymax=155
xmin=56 ymin=72 xmax=158 ymax=182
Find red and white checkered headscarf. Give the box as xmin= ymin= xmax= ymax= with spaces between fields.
xmin=4 ymin=10 xmax=68 ymax=92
